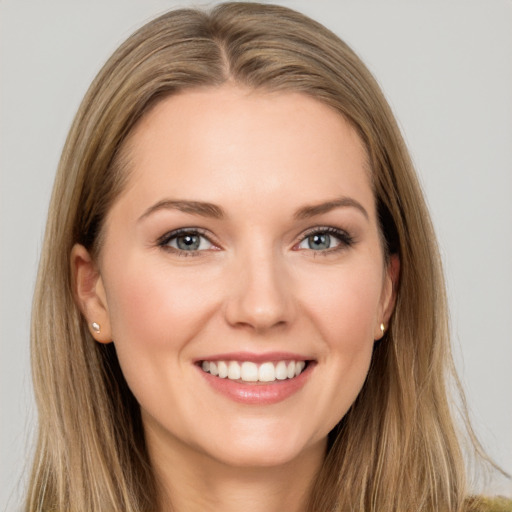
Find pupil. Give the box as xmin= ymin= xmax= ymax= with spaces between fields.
xmin=177 ymin=234 xmax=200 ymax=250
xmin=309 ymin=233 xmax=330 ymax=250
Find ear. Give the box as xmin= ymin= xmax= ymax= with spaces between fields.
xmin=71 ymin=244 xmax=112 ymax=343
xmin=374 ymin=253 xmax=400 ymax=340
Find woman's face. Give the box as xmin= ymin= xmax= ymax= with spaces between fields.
xmin=77 ymin=85 xmax=396 ymax=469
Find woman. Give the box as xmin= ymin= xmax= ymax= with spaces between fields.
xmin=25 ymin=3 xmax=509 ymax=511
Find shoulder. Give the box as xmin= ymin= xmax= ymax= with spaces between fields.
xmin=464 ymin=496 xmax=512 ymax=512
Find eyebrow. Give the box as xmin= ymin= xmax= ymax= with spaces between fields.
xmin=138 ymin=196 xmax=368 ymax=222
xmin=294 ymin=197 xmax=369 ymax=220
xmin=138 ymin=199 xmax=225 ymax=221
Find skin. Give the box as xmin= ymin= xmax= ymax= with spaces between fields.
xmin=73 ymin=85 xmax=398 ymax=512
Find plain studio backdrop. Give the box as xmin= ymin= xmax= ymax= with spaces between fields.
xmin=1 ymin=1 xmax=511 ymax=509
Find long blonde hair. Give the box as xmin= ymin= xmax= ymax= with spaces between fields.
xmin=28 ymin=3 xmax=488 ymax=511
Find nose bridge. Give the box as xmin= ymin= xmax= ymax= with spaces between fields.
xmin=225 ymin=240 xmax=294 ymax=331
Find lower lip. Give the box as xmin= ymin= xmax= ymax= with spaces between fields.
xmin=197 ymin=363 xmax=314 ymax=405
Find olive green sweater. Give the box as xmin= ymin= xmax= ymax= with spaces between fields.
xmin=466 ymin=496 xmax=512 ymax=511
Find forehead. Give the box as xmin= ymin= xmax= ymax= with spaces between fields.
xmin=113 ymin=85 xmax=374 ymax=219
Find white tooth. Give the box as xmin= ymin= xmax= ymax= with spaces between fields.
xmin=227 ymin=361 xmax=241 ymax=380
xmin=240 ymin=362 xmax=259 ymax=382
xmin=218 ymin=361 xmax=228 ymax=378
xmin=259 ymin=362 xmax=276 ymax=382
xmin=209 ymin=361 xmax=218 ymax=376
xmin=295 ymin=361 xmax=306 ymax=377
xmin=287 ymin=361 xmax=296 ymax=379
xmin=201 ymin=361 xmax=210 ymax=372
xmin=275 ymin=361 xmax=288 ymax=380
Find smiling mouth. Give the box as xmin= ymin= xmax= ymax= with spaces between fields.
xmin=199 ymin=360 xmax=309 ymax=383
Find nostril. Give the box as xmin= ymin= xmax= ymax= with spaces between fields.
xmin=223 ymin=265 xmax=295 ymax=330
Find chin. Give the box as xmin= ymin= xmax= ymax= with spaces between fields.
xmin=199 ymin=424 xmax=326 ymax=470
xmin=219 ymin=446 xmax=298 ymax=469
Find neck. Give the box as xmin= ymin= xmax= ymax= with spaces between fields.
xmin=146 ymin=424 xmax=326 ymax=512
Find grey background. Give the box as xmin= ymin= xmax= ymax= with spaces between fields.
xmin=1 ymin=1 xmax=511 ymax=509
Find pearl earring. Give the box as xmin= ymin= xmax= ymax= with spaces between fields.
xmin=380 ymin=323 xmax=385 ymax=335
xmin=91 ymin=322 xmax=101 ymax=333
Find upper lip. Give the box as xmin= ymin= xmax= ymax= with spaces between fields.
xmin=194 ymin=351 xmax=313 ymax=364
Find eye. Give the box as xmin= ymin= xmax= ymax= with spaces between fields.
xmin=296 ymin=227 xmax=353 ymax=252
xmin=158 ymin=229 xmax=214 ymax=254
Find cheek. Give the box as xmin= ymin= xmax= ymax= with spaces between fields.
xmin=301 ymin=262 xmax=384 ymax=346
xmin=101 ymin=256 xmax=220 ymax=396
xmin=298 ymin=263 xmax=383 ymax=428
xmin=105 ymin=257 xmax=213 ymax=345
xmin=100 ymin=256 xmax=226 ymax=434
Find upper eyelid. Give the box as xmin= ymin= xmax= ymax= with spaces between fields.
xmin=296 ymin=225 xmax=352 ymax=241
xmin=157 ymin=227 xmax=216 ymax=246
xmin=300 ymin=225 xmax=348 ymax=236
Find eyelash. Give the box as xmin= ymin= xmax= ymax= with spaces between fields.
xmin=296 ymin=226 xmax=355 ymax=255
xmin=157 ymin=226 xmax=355 ymax=256
xmin=157 ymin=228 xmax=215 ymax=257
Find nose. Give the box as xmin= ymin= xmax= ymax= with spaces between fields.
xmin=224 ymin=248 xmax=295 ymax=332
